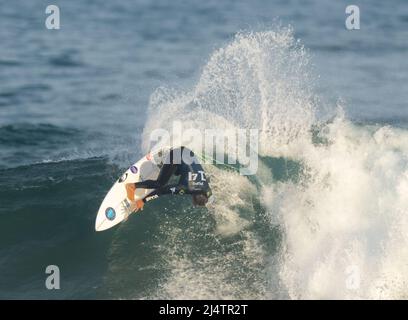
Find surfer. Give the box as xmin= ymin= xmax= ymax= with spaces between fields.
xmin=125 ymin=146 xmax=212 ymax=212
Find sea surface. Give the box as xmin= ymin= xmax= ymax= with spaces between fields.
xmin=1 ymin=0 xmax=408 ymax=299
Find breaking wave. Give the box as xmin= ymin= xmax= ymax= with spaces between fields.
xmin=137 ymin=28 xmax=408 ymax=299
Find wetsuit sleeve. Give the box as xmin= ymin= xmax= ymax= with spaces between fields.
xmin=142 ymin=184 xmax=191 ymax=203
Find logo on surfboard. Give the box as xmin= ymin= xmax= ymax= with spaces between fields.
xmin=130 ymin=166 xmax=138 ymax=174
xmin=105 ymin=207 xmax=116 ymax=221
xmin=145 ymin=194 xmax=159 ymax=202
xmin=118 ymin=172 xmax=128 ymax=183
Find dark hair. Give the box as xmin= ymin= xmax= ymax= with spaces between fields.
xmin=192 ymin=193 xmax=208 ymax=206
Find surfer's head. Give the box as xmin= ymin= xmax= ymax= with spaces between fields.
xmin=192 ymin=193 xmax=208 ymax=206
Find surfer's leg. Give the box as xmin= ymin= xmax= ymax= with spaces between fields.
xmin=134 ymin=165 xmax=176 ymax=189
xmin=154 ymin=147 xmax=180 ymax=185
xmin=155 ymin=162 xmax=177 ymax=185
xmin=134 ymin=163 xmax=177 ymax=189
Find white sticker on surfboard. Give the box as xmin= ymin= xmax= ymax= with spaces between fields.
xmin=95 ymin=147 xmax=168 ymax=231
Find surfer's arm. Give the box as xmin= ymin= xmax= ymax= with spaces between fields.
xmin=134 ymin=180 xmax=162 ymax=189
xmin=142 ymin=184 xmax=188 ymax=203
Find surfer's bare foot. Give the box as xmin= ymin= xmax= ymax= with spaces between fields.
xmin=125 ymin=183 xmax=136 ymax=201
xmin=135 ymin=200 xmax=144 ymax=211
xmin=127 ymin=200 xmax=143 ymax=214
xmin=129 ymin=200 xmax=138 ymax=213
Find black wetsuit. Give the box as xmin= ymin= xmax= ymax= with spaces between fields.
xmin=135 ymin=146 xmax=212 ymax=203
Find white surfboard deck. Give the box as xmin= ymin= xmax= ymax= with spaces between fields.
xmin=95 ymin=147 xmax=169 ymax=231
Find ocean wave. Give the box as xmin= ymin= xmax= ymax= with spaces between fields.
xmin=3 ymin=27 xmax=408 ymax=299
xmin=138 ymin=28 xmax=408 ymax=299
xmin=0 ymin=123 xmax=78 ymax=146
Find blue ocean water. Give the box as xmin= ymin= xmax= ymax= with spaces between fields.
xmin=1 ymin=0 xmax=407 ymax=299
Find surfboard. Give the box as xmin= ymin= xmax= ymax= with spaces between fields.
xmin=95 ymin=147 xmax=168 ymax=231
